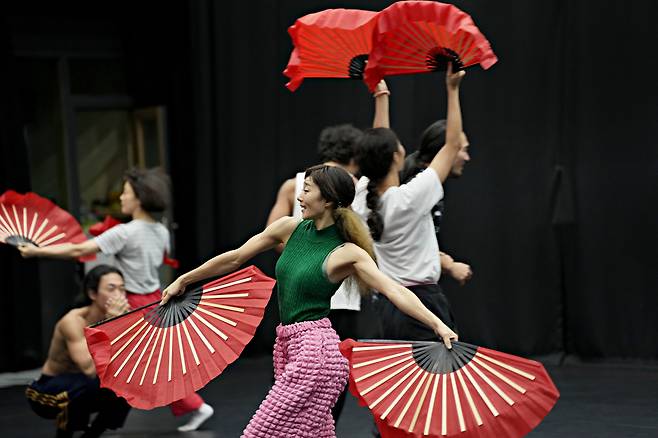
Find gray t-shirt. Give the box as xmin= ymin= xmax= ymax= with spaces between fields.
xmin=94 ymin=220 xmax=170 ymax=293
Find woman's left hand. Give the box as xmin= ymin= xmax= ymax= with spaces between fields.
xmin=160 ymin=277 xmax=186 ymax=305
xmin=17 ymin=243 xmax=38 ymax=258
xmin=434 ymin=321 xmax=458 ymax=349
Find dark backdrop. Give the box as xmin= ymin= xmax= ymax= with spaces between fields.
xmin=1 ymin=0 xmax=656 ymax=371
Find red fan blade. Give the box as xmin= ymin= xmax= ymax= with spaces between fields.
xmin=89 ymin=215 xmax=121 ymax=237
xmin=364 ymin=1 xmax=498 ymax=90
xmin=84 ymin=265 xmax=275 ymax=409
xmin=340 ymin=339 xmax=559 ymax=438
xmin=284 ymin=8 xmax=378 ymax=91
xmin=0 ymin=190 xmax=93 ymax=261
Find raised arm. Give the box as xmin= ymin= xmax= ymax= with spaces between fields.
xmin=428 ymin=64 xmax=465 ymax=183
xmin=161 ymin=216 xmax=299 ymax=304
xmin=372 ymin=80 xmax=390 ymax=129
xmin=327 ymin=244 xmax=458 ymax=347
xmin=18 ymin=239 xmax=99 ymax=259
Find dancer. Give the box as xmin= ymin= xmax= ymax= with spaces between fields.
xmin=18 ymin=168 xmax=214 ymax=432
xmin=353 ymin=64 xmax=465 ymax=339
xmin=160 ymin=164 xmax=458 ymax=438
xmin=25 ymin=265 xmax=131 ymax=438
xmin=266 ymin=124 xmax=364 ymax=423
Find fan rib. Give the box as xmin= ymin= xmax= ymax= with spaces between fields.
xmin=114 ymin=324 xmax=153 ymax=378
xmin=362 ymin=360 xmax=415 ymax=395
xmin=200 ymin=301 xmax=244 ymax=314
xmin=394 ymin=371 xmax=429 ymax=428
xmin=353 ymin=344 xmax=411 ymax=352
xmin=441 ymin=373 xmax=447 ymax=435
xmin=112 ymin=319 xmax=144 ymax=346
xmin=35 ymin=225 xmax=58 ymax=245
xmin=111 ymin=321 xmax=148 ymax=362
xmin=461 ymin=366 xmax=499 ymax=416
xmin=424 ymin=373 xmax=440 ymax=435
xmin=127 ymin=324 xmax=158 ymax=383
xmin=476 ymin=352 xmax=536 ymax=380
xmin=204 ymin=276 xmax=252 ymax=293
xmin=473 ymin=357 xmax=527 ymax=394
xmin=379 ymin=368 xmax=423 ymax=416
xmin=192 ymin=312 xmax=229 ymax=341
xmin=451 ymin=373 xmax=467 ymax=432
xmin=12 ymin=206 xmax=23 ymax=237
xmin=176 ymin=325 xmax=187 ymax=375
xmin=456 ymin=369 xmax=483 ymax=426
xmin=187 ymin=317 xmax=215 ymax=354
xmin=28 ymin=212 xmax=38 ymax=240
xmin=197 ymin=306 xmax=238 ymax=327
xmin=140 ymin=328 xmax=162 ymax=385
xmin=468 ymin=362 xmax=514 ymax=405
xmin=409 ymin=373 xmax=434 ymax=432
xmin=203 ymin=293 xmax=249 ymax=300
xmin=22 ymin=208 xmax=27 ymax=239
xmin=371 ymin=366 xmax=418 ymax=409
xmin=32 ymin=218 xmax=49 ymax=243
xmin=355 ymin=350 xmax=410 ymax=369
xmin=39 ymin=233 xmax=66 ymax=247
xmin=153 ymin=327 xmax=168 ymax=384
xmin=357 ymin=355 xmax=413 ymax=385
xmin=0 ymin=204 xmax=18 ymax=236
xmin=182 ymin=321 xmax=200 ymax=366
xmin=167 ymin=328 xmax=173 ymax=382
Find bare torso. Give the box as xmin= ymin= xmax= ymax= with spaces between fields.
xmin=42 ymin=308 xmax=90 ymax=376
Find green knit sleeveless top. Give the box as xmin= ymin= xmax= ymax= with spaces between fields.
xmin=276 ymin=219 xmax=344 ymax=325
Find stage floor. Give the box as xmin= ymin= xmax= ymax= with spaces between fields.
xmin=1 ymin=356 xmax=657 ymax=437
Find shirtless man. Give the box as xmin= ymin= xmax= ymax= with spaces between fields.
xmin=26 ymin=265 xmax=131 ymax=438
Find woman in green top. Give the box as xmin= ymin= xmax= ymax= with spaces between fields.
xmin=160 ymin=165 xmax=458 ymax=438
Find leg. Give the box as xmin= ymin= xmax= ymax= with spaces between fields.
xmin=172 ymin=393 xmax=214 ymax=432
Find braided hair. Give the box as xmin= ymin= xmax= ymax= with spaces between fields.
xmin=355 ymin=128 xmax=401 ymax=241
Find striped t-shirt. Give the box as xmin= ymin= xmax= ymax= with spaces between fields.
xmin=94 ymin=219 xmax=170 ymax=294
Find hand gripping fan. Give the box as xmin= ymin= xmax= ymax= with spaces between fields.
xmin=0 ymin=190 xmax=93 ymax=261
xmin=340 ymin=339 xmax=559 ymax=438
xmin=364 ymin=1 xmax=498 ymax=90
xmin=284 ymin=8 xmax=378 ymax=91
xmin=84 ymin=265 xmax=275 ymax=409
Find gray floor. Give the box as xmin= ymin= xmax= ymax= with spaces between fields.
xmin=2 ymin=356 xmax=658 ymax=437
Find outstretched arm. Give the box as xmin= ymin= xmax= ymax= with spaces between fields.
xmin=161 ymin=216 xmax=298 ymax=304
xmin=328 ymin=244 xmax=458 ymax=347
xmin=428 ymin=64 xmax=465 ymax=183
xmin=18 ymin=239 xmax=99 ymax=259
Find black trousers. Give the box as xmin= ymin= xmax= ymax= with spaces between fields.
xmin=378 ymin=283 xmax=458 ymax=341
xmin=26 ymin=373 xmax=130 ymax=435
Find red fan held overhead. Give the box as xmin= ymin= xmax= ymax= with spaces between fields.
xmin=84 ymin=265 xmax=275 ymax=409
xmin=284 ymin=8 xmax=378 ymax=91
xmin=340 ymin=339 xmax=559 ymax=438
xmin=0 ymin=190 xmax=93 ymax=261
xmin=364 ymin=1 xmax=498 ymax=90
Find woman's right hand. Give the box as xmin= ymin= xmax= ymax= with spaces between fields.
xmin=160 ymin=277 xmax=186 ymax=305
xmin=434 ymin=320 xmax=458 ymax=349
xmin=445 ymin=62 xmax=465 ymax=90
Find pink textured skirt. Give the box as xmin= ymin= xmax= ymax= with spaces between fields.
xmin=242 ymin=318 xmax=349 ymax=438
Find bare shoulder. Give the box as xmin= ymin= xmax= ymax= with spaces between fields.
xmin=58 ymin=309 xmax=86 ymax=339
xmin=266 ymin=216 xmax=300 ymax=239
xmin=280 ymin=177 xmax=296 ymax=195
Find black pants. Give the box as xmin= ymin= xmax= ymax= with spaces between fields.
xmin=328 ymin=308 xmax=360 ymax=426
xmin=26 ymin=373 xmax=130 ymax=436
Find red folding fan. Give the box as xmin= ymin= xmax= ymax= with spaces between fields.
xmin=0 ymin=190 xmax=93 ymax=261
xmin=84 ymin=265 xmax=275 ymax=409
xmin=340 ymin=339 xmax=559 ymax=438
xmin=284 ymin=8 xmax=378 ymax=91
xmin=364 ymin=1 xmax=498 ymax=90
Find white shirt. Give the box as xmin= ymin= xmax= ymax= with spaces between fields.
xmin=353 ymin=168 xmax=443 ymax=286
xmin=293 ymin=172 xmax=361 ymax=311
xmin=94 ymin=220 xmax=170 ymax=293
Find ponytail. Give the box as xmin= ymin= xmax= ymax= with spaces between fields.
xmin=333 ymin=207 xmax=376 ymax=297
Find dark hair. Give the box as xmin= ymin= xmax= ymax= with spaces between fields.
xmin=75 ymin=265 xmax=124 ymax=307
xmin=355 ymin=128 xmax=400 ymax=241
xmin=317 ymin=124 xmax=363 ymax=165
xmin=417 ymin=119 xmax=447 ymax=164
xmin=304 ymin=165 xmax=376 ymax=295
xmin=123 ymin=167 xmax=171 ymax=213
